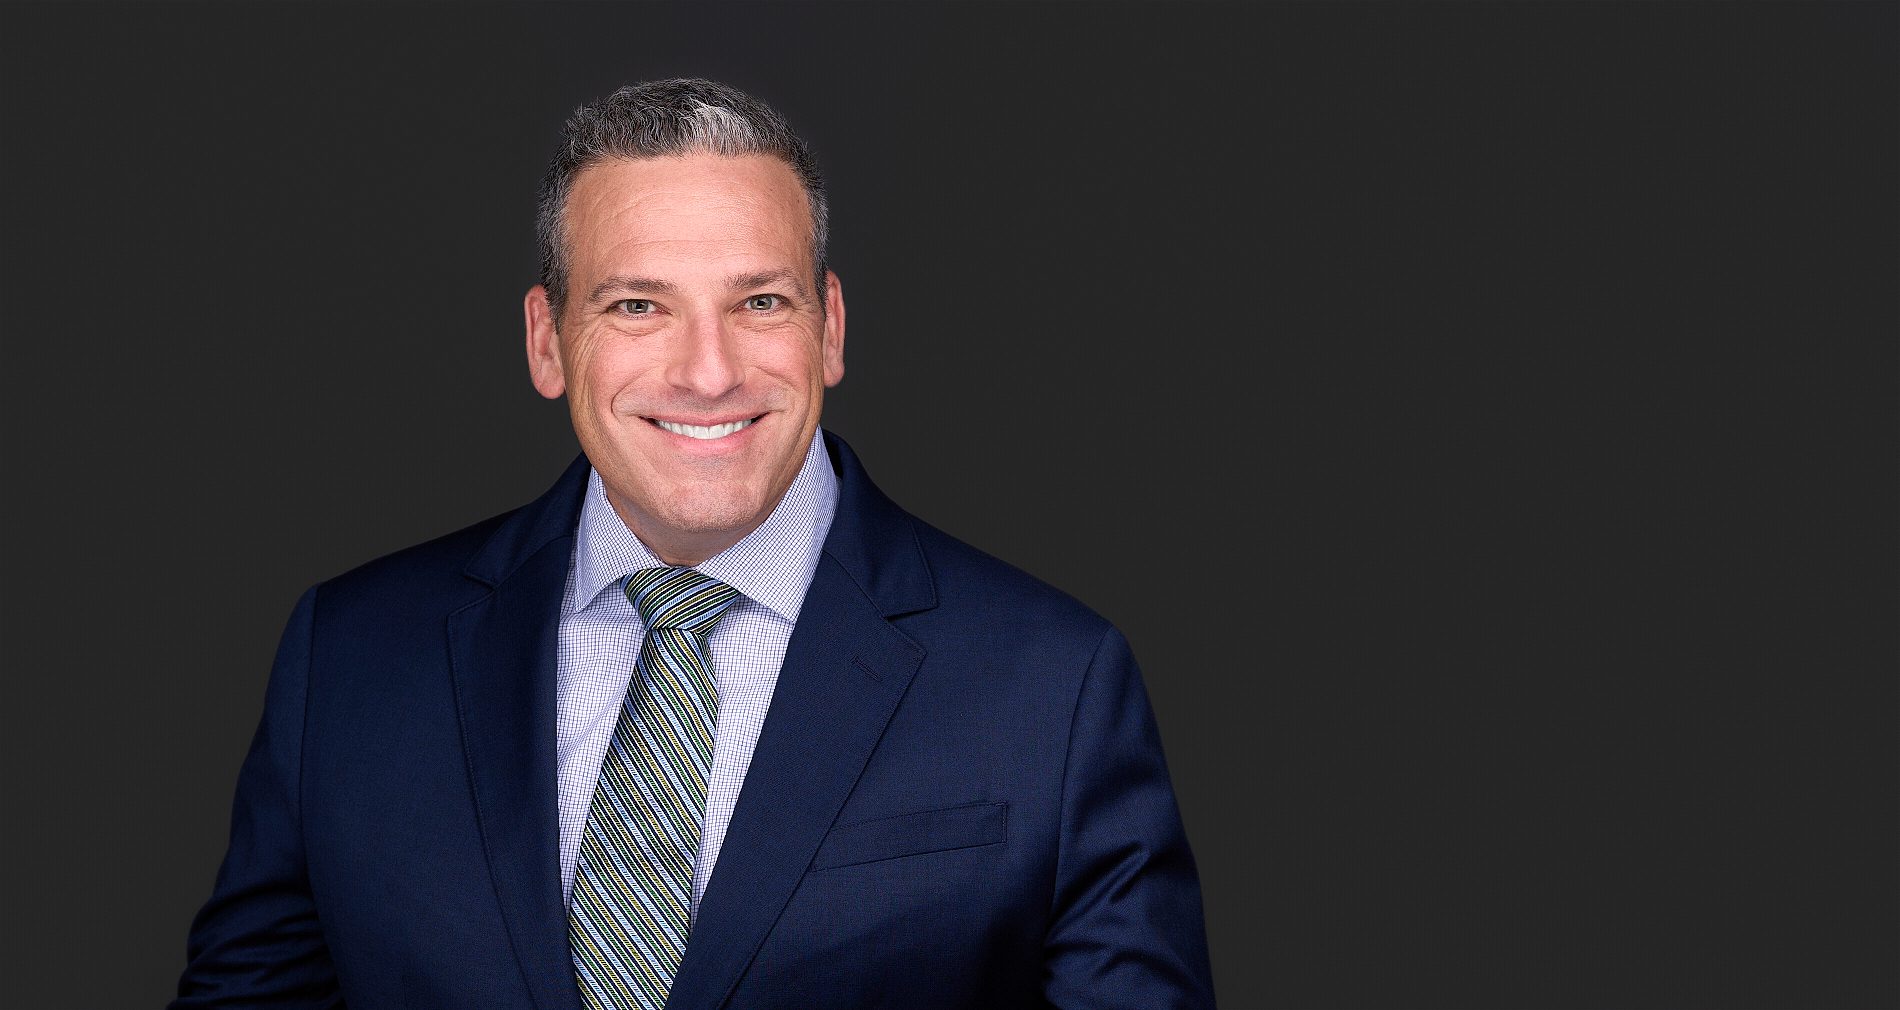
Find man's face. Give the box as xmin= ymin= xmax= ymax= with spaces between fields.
xmin=525 ymin=154 xmax=845 ymax=565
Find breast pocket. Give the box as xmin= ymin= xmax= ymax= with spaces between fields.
xmin=810 ymin=801 xmax=1008 ymax=871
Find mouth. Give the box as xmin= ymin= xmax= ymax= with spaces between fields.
xmin=647 ymin=415 xmax=761 ymax=440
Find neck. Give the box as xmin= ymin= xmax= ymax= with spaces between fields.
xmin=605 ymin=497 xmax=769 ymax=568
xmin=640 ymin=534 xmax=737 ymax=568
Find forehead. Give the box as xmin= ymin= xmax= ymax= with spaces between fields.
xmin=561 ymin=153 xmax=810 ymax=276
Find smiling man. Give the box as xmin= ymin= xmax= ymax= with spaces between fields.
xmin=524 ymin=150 xmax=844 ymax=568
xmin=175 ymin=79 xmax=1214 ymax=1010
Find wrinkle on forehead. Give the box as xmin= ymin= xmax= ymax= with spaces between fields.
xmin=562 ymin=154 xmax=812 ymax=290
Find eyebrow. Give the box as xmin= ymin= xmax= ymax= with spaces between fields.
xmin=588 ymin=275 xmax=681 ymax=302
xmin=727 ymin=269 xmax=806 ymax=295
xmin=587 ymin=268 xmax=809 ymax=304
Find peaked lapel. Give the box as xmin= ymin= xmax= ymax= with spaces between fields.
xmin=667 ymin=433 xmax=937 ymax=1010
xmin=447 ymin=456 xmax=591 ymax=1010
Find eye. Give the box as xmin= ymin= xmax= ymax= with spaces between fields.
xmin=744 ymin=294 xmax=783 ymax=312
xmin=614 ymin=298 xmax=655 ymax=315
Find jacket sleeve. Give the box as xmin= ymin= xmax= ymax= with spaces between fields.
xmin=1043 ymin=627 xmax=1217 ymax=1009
xmin=173 ymin=586 xmax=343 ymax=1008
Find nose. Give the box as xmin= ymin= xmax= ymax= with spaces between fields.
xmin=665 ymin=312 xmax=745 ymax=399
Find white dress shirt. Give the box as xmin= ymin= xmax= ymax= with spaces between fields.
xmin=554 ymin=430 xmax=838 ymax=918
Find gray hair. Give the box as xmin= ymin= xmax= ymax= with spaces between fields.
xmin=535 ymin=79 xmax=829 ymax=320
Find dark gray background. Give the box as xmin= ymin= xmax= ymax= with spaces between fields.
xmin=4 ymin=3 xmax=1896 ymax=1007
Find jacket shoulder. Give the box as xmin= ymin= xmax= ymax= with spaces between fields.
xmin=310 ymin=509 xmax=526 ymax=622
xmin=905 ymin=517 xmax=1114 ymax=644
xmin=308 ymin=454 xmax=588 ymax=619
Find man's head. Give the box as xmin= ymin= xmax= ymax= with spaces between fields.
xmin=535 ymin=79 xmax=830 ymax=321
xmin=524 ymin=80 xmax=845 ymax=567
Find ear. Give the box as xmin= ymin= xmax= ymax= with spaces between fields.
xmin=524 ymin=285 xmax=566 ymax=399
xmin=821 ymin=270 xmax=846 ymax=388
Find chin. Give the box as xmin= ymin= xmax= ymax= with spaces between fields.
xmin=659 ymin=487 xmax=770 ymax=537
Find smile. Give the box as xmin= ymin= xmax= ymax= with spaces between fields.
xmin=650 ymin=416 xmax=758 ymax=440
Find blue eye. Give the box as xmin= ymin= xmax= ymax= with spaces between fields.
xmin=745 ymin=295 xmax=782 ymax=311
xmin=615 ymin=299 xmax=655 ymax=315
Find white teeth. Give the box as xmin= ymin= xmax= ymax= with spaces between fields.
xmin=654 ymin=417 xmax=755 ymax=440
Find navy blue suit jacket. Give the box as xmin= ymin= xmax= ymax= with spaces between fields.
xmin=176 ymin=433 xmax=1214 ymax=1009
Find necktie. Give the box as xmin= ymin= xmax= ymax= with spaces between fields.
xmin=570 ymin=566 xmax=740 ymax=1010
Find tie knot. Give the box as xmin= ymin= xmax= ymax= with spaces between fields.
xmin=624 ymin=567 xmax=740 ymax=633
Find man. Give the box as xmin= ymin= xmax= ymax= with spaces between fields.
xmin=176 ymin=79 xmax=1213 ymax=1009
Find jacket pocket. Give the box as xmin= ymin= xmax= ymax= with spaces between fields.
xmin=810 ymin=801 xmax=1008 ymax=871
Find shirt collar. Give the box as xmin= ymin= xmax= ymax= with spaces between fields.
xmin=568 ymin=428 xmax=839 ymax=623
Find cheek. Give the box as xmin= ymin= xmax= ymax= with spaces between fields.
xmin=756 ymin=338 xmax=830 ymax=391
xmin=559 ymin=335 xmax=597 ymax=394
xmin=566 ymin=340 xmax=639 ymax=412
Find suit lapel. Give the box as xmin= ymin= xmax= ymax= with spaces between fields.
xmin=667 ymin=433 xmax=936 ymax=1010
xmin=443 ymin=437 xmax=932 ymax=1010
xmin=448 ymin=457 xmax=590 ymax=1010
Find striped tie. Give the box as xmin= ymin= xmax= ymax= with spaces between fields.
xmin=569 ymin=566 xmax=740 ymax=1010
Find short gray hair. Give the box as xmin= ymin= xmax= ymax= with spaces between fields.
xmin=535 ymin=79 xmax=829 ymax=320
